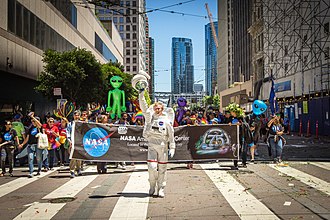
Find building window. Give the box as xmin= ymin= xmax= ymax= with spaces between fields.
xmin=23 ymin=7 xmax=30 ymax=42
xmin=126 ymin=33 xmax=130 ymax=39
xmin=325 ymin=22 xmax=329 ymax=35
xmin=284 ymin=45 xmax=288 ymax=56
xmin=133 ymin=66 xmax=137 ymax=71
xmin=304 ymin=55 xmax=308 ymax=66
xmin=126 ymin=9 xmax=130 ymax=15
xmin=133 ymin=57 xmax=137 ymax=63
xmin=132 ymin=1 xmax=137 ymax=7
xmin=120 ymin=33 xmax=124 ymax=39
xmin=126 ymin=49 xmax=130 ymax=55
xmin=119 ymin=17 xmax=124 ymax=23
xmin=119 ymin=25 xmax=124 ymax=31
xmin=271 ymin=52 xmax=274 ymax=62
xmin=126 ymin=17 xmax=130 ymax=23
xmin=325 ymin=47 xmax=329 ymax=60
xmin=133 ymin=25 xmax=137 ymax=31
xmin=126 ymin=1 xmax=130 ymax=6
xmin=113 ymin=17 xmax=118 ymax=23
xmin=126 ymin=25 xmax=130 ymax=31
xmin=133 ymin=41 xmax=137 ymax=47
xmin=303 ymin=34 xmax=308 ymax=46
xmin=126 ymin=66 xmax=130 ymax=71
xmin=133 ymin=17 xmax=137 ymax=23
xmin=126 ymin=41 xmax=130 ymax=47
xmin=133 ymin=33 xmax=137 ymax=39
xmin=16 ymin=2 xmax=23 ymax=38
xmin=126 ymin=57 xmax=130 ymax=63
xmin=132 ymin=49 xmax=137 ymax=55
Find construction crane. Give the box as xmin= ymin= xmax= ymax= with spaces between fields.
xmin=205 ymin=3 xmax=218 ymax=48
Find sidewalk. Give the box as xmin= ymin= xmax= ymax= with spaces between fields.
xmin=284 ymin=132 xmax=330 ymax=144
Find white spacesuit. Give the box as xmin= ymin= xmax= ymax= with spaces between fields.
xmin=138 ymin=91 xmax=175 ymax=198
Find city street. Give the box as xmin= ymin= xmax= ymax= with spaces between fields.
xmin=0 ymin=136 xmax=329 ymax=220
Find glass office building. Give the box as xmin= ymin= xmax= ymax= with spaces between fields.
xmin=205 ymin=22 xmax=218 ymax=96
xmin=171 ymin=37 xmax=194 ymax=94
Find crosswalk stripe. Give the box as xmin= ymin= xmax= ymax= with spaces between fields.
xmin=310 ymin=162 xmax=330 ymax=171
xmin=13 ymin=166 xmax=98 ymax=220
xmin=201 ymin=163 xmax=280 ymax=220
xmin=109 ymin=164 xmax=149 ymax=220
xmin=268 ymin=164 xmax=330 ymax=195
xmin=13 ymin=203 xmax=65 ymax=220
xmin=42 ymin=166 xmax=98 ymax=199
xmin=0 ymin=168 xmax=60 ymax=198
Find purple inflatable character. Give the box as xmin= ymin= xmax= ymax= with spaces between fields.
xmin=175 ymin=97 xmax=187 ymax=124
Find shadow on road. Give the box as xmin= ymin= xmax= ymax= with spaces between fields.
xmin=89 ymin=192 xmax=149 ymax=199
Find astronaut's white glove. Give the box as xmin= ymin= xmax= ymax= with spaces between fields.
xmin=168 ymin=148 xmax=175 ymax=158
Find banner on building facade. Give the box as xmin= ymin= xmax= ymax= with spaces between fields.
xmin=71 ymin=122 xmax=240 ymax=162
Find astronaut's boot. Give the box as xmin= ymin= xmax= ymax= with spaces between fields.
xmin=148 ymin=161 xmax=158 ymax=196
xmin=149 ymin=182 xmax=157 ymax=196
xmin=157 ymin=163 xmax=167 ymax=198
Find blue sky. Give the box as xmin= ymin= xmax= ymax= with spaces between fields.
xmin=146 ymin=0 xmax=217 ymax=92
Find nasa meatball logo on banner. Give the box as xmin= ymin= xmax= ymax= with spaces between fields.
xmin=83 ymin=127 xmax=111 ymax=157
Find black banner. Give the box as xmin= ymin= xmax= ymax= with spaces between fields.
xmin=72 ymin=122 xmax=240 ymax=162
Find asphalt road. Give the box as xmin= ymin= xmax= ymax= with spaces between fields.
xmin=0 ymin=161 xmax=329 ymax=220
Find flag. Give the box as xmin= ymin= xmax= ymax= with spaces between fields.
xmin=132 ymin=110 xmax=143 ymax=122
xmin=269 ymin=79 xmax=278 ymax=115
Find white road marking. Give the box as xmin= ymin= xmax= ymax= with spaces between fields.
xmin=201 ymin=163 xmax=280 ymax=220
xmin=310 ymin=162 xmax=330 ymax=171
xmin=268 ymin=164 xmax=330 ymax=195
xmin=0 ymin=168 xmax=59 ymax=198
xmin=109 ymin=164 xmax=149 ymax=220
xmin=13 ymin=166 xmax=98 ymax=219
xmin=43 ymin=166 xmax=97 ymax=199
xmin=13 ymin=202 xmax=65 ymax=220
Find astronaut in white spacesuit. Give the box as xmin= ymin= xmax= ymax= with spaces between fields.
xmin=132 ymin=71 xmax=175 ymax=198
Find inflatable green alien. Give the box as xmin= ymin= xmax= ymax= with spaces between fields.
xmin=106 ymin=75 xmax=126 ymax=119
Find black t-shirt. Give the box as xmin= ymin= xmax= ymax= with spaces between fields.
xmin=27 ymin=126 xmax=39 ymax=144
xmin=1 ymin=128 xmax=18 ymax=147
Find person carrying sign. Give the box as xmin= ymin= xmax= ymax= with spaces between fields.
xmin=132 ymin=71 xmax=176 ymax=198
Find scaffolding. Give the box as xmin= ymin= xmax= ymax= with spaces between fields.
xmin=260 ymin=0 xmax=330 ymax=96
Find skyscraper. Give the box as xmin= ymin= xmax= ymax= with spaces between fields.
xmin=205 ymin=21 xmax=218 ymax=96
xmin=96 ymin=0 xmax=147 ymax=74
xmin=171 ymin=37 xmax=194 ymax=94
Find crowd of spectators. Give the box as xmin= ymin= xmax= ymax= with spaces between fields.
xmin=0 ymin=103 xmax=286 ymax=177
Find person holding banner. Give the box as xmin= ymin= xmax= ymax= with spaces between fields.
xmin=67 ymin=111 xmax=83 ymax=178
xmin=132 ymin=71 xmax=176 ymax=198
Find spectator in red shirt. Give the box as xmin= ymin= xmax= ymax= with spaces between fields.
xmin=43 ymin=117 xmax=59 ymax=169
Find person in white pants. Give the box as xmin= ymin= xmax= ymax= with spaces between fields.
xmin=138 ymin=90 xmax=175 ymax=198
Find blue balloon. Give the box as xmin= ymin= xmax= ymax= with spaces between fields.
xmin=252 ymin=100 xmax=267 ymax=115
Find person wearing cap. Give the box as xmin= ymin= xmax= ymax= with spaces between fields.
xmin=19 ymin=116 xmax=44 ymax=178
xmin=0 ymin=120 xmax=21 ymax=176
